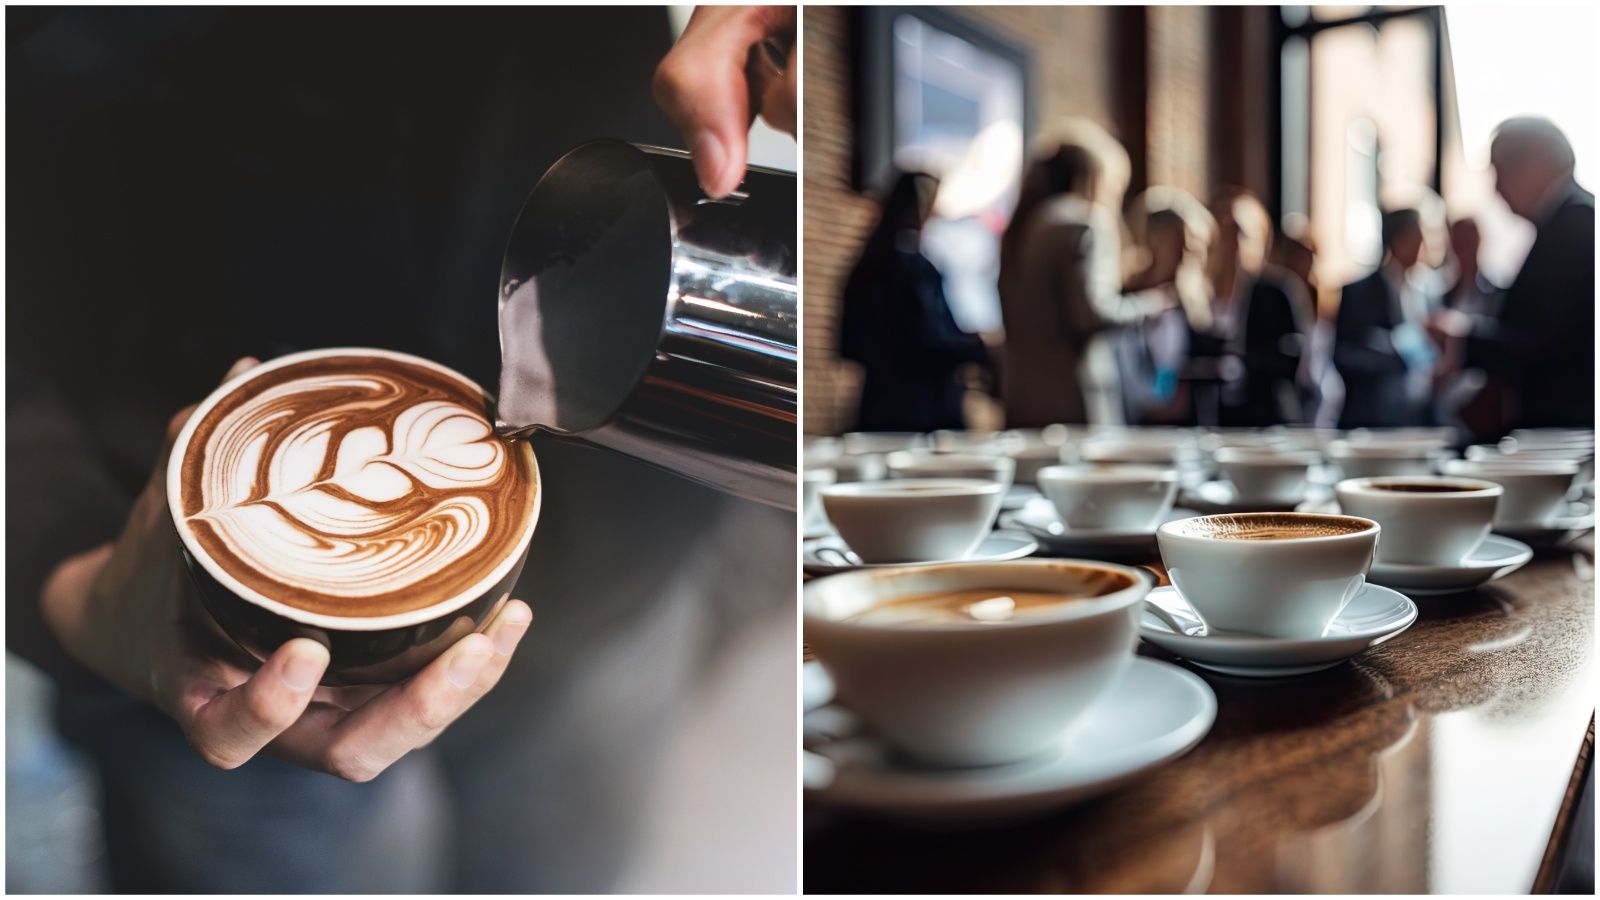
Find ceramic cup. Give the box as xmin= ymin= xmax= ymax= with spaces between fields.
xmin=1334 ymin=476 xmax=1501 ymax=565
xmin=1156 ymin=512 xmax=1379 ymax=639
xmin=1467 ymin=443 xmax=1595 ymax=489
xmin=1037 ymin=464 xmax=1179 ymax=530
xmin=886 ymin=451 xmax=1016 ymax=495
xmin=807 ymin=451 xmax=886 ymax=483
xmin=1440 ymin=458 xmax=1582 ymax=528
xmin=804 ymin=467 xmax=838 ymax=529
xmin=820 ymin=479 xmax=1004 ymax=563
xmin=1326 ymin=439 xmax=1448 ymax=478
xmin=166 ymin=348 xmax=540 ymax=685
xmin=841 ymin=431 xmax=926 ymax=455
xmin=1213 ymin=447 xmax=1320 ymax=503
xmin=804 ymin=559 xmax=1152 ymax=767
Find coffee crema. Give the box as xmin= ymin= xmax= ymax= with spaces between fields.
xmin=1169 ymin=513 xmax=1371 ymax=541
xmin=179 ymin=354 xmax=537 ymax=617
xmin=1369 ymin=482 xmax=1479 ymax=493
xmin=845 ymin=589 xmax=1097 ymax=626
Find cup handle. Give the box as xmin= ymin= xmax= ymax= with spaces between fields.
xmin=1143 ymin=596 xmax=1205 ymax=636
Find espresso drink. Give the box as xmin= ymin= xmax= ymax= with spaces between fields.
xmin=847 ymin=582 xmax=1126 ymax=626
xmin=1168 ymin=512 xmax=1371 ymax=540
xmin=178 ymin=353 xmax=538 ymax=617
xmin=1370 ymin=482 xmax=1478 ymax=493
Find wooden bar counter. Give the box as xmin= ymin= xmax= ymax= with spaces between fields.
xmin=805 ymin=537 xmax=1595 ymax=893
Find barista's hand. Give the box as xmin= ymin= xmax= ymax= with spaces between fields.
xmin=654 ymin=5 xmax=796 ymax=199
xmin=40 ymin=358 xmax=532 ymax=781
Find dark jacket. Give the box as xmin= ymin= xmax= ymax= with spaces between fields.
xmin=1467 ymin=186 xmax=1596 ymax=429
xmin=1224 ymin=267 xmax=1312 ymax=426
xmin=839 ymin=241 xmax=988 ymax=432
xmin=1333 ymin=268 xmax=1411 ymax=428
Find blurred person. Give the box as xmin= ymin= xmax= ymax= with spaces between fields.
xmin=1119 ymin=188 xmax=1214 ymax=424
xmin=1206 ymin=190 xmax=1314 ymax=426
xmin=9 ymin=6 xmax=796 ymax=893
xmin=1441 ymin=117 xmax=1595 ymax=430
xmin=1432 ymin=217 xmax=1507 ymax=442
xmin=997 ymin=121 xmax=1169 ymax=427
xmin=1332 ymin=208 xmax=1434 ymax=428
xmin=838 ymin=171 xmax=990 ymax=433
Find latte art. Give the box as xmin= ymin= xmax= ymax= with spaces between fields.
xmin=179 ymin=354 xmax=537 ymax=617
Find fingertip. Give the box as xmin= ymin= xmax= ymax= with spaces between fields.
xmin=277 ymin=638 xmax=330 ymax=692
xmin=445 ymin=633 xmax=495 ymax=689
xmin=224 ymin=356 xmax=261 ymax=382
xmin=690 ymin=130 xmax=733 ymax=198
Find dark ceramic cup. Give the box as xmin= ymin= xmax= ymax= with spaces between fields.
xmin=165 ymin=348 xmax=541 ymax=685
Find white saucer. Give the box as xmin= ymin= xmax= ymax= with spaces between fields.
xmin=1180 ymin=480 xmax=1333 ymax=513
xmin=804 ymin=658 xmax=1215 ymax=822
xmin=802 ymin=530 xmax=1039 ymax=575
xmin=1000 ymin=498 xmax=1190 ymax=559
xmin=1366 ymin=535 xmax=1535 ymax=594
xmin=1139 ymin=582 xmax=1417 ymax=677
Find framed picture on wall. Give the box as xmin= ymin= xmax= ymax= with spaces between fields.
xmin=855 ymin=6 xmax=1033 ymax=333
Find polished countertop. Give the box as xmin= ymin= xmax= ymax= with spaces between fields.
xmin=805 ymin=537 xmax=1595 ymax=893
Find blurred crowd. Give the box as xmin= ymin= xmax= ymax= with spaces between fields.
xmin=837 ymin=116 xmax=1593 ymax=446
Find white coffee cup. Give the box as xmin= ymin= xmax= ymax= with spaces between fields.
xmin=1326 ymin=440 xmax=1446 ymax=478
xmin=1334 ymin=476 xmax=1501 ymax=565
xmin=808 ymin=451 xmax=886 ymax=483
xmin=804 ymin=559 xmax=1152 ymax=767
xmin=803 ymin=468 xmax=837 ymax=529
xmin=820 ymin=479 xmax=1004 ymax=563
xmin=1439 ymin=458 xmax=1581 ymax=528
xmin=886 ymin=451 xmax=1016 ymax=494
xmin=1157 ymin=512 xmax=1379 ymax=639
xmin=1467 ymin=443 xmax=1595 ymax=489
xmin=1213 ymin=447 xmax=1320 ymax=503
xmin=841 ymin=432 xmax=926 ymax=455
xmin=1037 ymin=464 xmax=1179 ymax=530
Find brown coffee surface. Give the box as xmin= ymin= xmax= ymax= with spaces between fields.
xmin=847 ymin=582 xmax=1123 ymax=625
xmin=1371 ymin=482 xmax=1479 ymax=493
xmin=179 ymin=353 xmax=538 ymax=617
xmin=1172 ymin=513 xmax=1370 ymax=540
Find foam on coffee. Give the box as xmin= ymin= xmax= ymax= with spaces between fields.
xmin=178 ymin=353 xmax=537 ymax=617
xmin=846 ymin=580 xmax=1128 ymax=626
xmin=1167 ymin=512 xmax=1371 ymax=540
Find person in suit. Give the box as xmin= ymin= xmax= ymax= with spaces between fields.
xmin=838 ymin=171 xmax=990 ymax=433
xmin=1207 ymin=190 xmax=1314 ymax=427
xmin=997 ymin=120 xmax=1169 ymax=427
xmin=1332 ymin=208 xmax=1431 ymax=428
xmin=1445 ymin=117 xmax=1595 ymax=430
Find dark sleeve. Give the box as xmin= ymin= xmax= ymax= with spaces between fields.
xmin=6 ymin=366 xmax=133 ymax=687
xmin=1243 ymin=281 xmax=1303 ymax=379
xmin=1468 ymin=204 xmax=1595 ymax=373
xmin=903 ymin=255 xmax=989 ymax=369
xmin=1332 ymin=281 xmax=1405 ymax=376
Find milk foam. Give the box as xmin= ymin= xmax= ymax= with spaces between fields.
xmin=188 ymin=372 xmax=509 ymax=599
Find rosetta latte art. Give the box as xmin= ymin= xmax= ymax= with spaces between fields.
xmin=180 ymin=355 xmax=536 ymax=617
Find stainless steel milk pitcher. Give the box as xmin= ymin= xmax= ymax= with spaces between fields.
xmin=495 ymin=140 xmax=797 ymax=510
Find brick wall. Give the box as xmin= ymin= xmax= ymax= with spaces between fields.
xmin=803 ymin=5 xmax=1219 ymax=435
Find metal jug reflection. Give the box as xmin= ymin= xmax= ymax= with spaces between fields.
xmin=495 ymin=140 xmax=797 ymax=510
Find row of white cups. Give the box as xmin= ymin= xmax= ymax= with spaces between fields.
xmin=800 ymin=425 xmax=1595 ymax=822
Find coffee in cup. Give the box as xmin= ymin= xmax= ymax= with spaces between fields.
xmin=804 ymin=559 xmax=1152 ymax=766
xmin=168 ymin=348 xmax=540 ymax=683
xmin=1334 ymin=476 xmax=1501 ymax=565
xmin=819 ymin=478 xmax=1004 ymax=563
xmin=1156 ymin=512 xmax=1378 ymax=639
